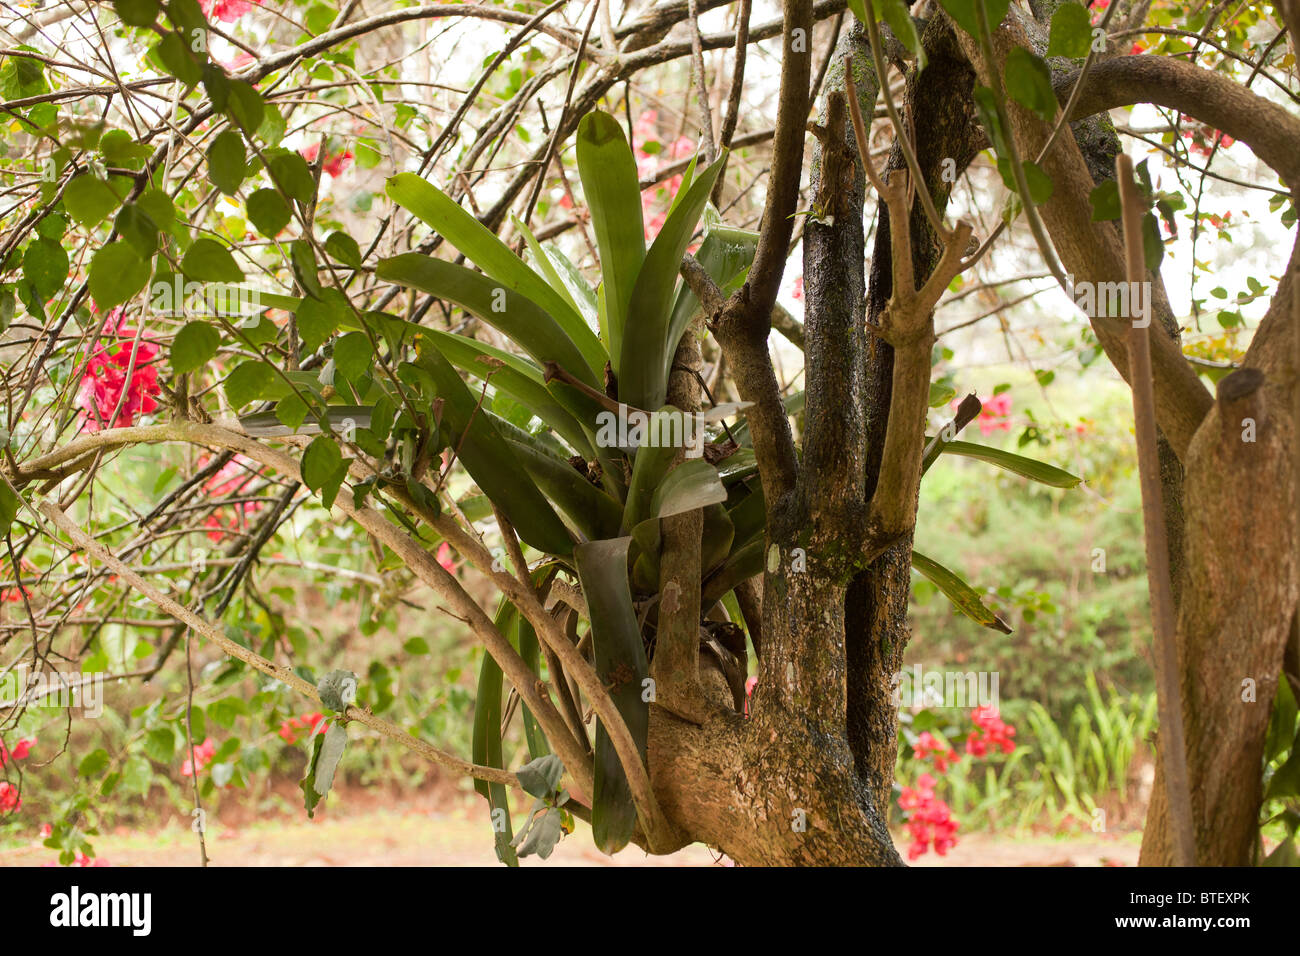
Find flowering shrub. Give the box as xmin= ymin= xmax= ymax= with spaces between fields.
xmin=899 ymin=774 xmax=958 ymax=860
xmin=180 ymin=737 xmax=217 ymax=777
xmin=897 ymin=708 xmax=1018 ymax=859
xmin=200 ymin=0 xmax=262 ymax=24
xmin=300 ymin=141 xmax=355 ymax=178
xmin=278 ymin=712 xmax=327 ymax=745
xmin=632 ymin=110 xmax=696 ymax=240
xmin=976 ymin=392 xmax=1013 ymax=436
xmin=76 ymin=311 xmax=162 ymax=431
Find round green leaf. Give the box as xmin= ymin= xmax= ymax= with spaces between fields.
xmin=1047 ymin=3 xmax=1093 ymax=58
xmin=64 ymin=174 xmax=125 ymax=228
xmin=22 ymin=237 xmax=68 ymax=299
xmin=181 ymin=237 xmax=244 ymax=282
xmin=88 ymin=242 xmax=149 ymax=310
xmin=208 ymin=130 xmax=246 ymax=196
xmin=171 ymin=320 xmax=220 ymax=373
xmin=246 ymin=188 xmax=291 ymax=237
xmin=1005 ymin=48 xmax=1057 ymax=121
xmin=301 ymin=435 xmax=343 ymax=492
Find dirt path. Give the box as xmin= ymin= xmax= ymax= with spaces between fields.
xmin=0 ymin=793 xmax=1140 ymax=867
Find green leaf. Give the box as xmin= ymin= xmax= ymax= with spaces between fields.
xmin=153 ymin=32 xmax=202 ymax=88
xmin=377 ymin=254 xmax=598 ymax=387
xmin=418 ymin=328 xmax=595 ymax=457
xmin=267 ymin=151 xmax=316 ymax=204
xmin=619 ymin=152 xmax=725 ymax=411
xmin=89 ymin=242 xmax=149 ymax=310
xmin=575 ymin=537 xmax=648 ymax=854
xmin=113 ymin=0 xmax=160 ymax=27
xmin=1047 ymin=2 xmax=1093 ymax=58
xmin=324 ymin=230 xmax=361 ymax=268
xmin=911 ymin=549 xmax=1012 ymax=633
xmin=207 ymin=130 xmax=246 ymax=195
xmin=940 ymin=0 xmax=1011 ymax=38
xmin=291 ymin=239 xmax=322 ymax=298
xmin=227 ymin=80 xmax=264 ymax=135
xmin=516 ymin=753 xmax=565 ymax=799
xmin=497 ymin=420 xmax=623 ymax=540
xmin=300 ymin=722 xmax=347 ymax=817
xmin=385 ymin=173 xmax=605 ymax=379
xmin=22 ymin=238 xmax=68 ymax=299
xmin=144 ymin=727 xmax=175 ymax=763
xmin=182 ymin=237 xmax=243 ymax=282
xmin=171 ymin=320 xmax=219 ymax=373
xmin=935 ymin=439 xmax=1082 ymax=487
xmin=997 ymin=158 xmax=1054 ymax=205
xmin=79 ymin=748 xmax=111 ymax=777
xmin=0 ymin=482 xmax=21 ymax=534
xmin=1089 ymin=180 xmax=1121 ymax=221
xmin=247 ymin=188 xmax=291 ymax=237
xmin=223 ymin=360 xmax=275 ymax=407
xmin=665 ymin=218 xmax=758 ymax=385
xmin=333 ymin=330 xmax=374 ymax=382
xmin=473 ymin=599 xmax=519 ymax=866
xmin=297 ymin=287 xmax=348 ymax=352
xmin=301 ymin=435 xmax=343 ymax=492
xmin=413 ymin=340 xmax=575 ymax=555
xmin=880 ymin=0 xmax=926 ymax=70
xmin=576 ymin=111 xmax=645 ymax=369
xmin=1004 ymin=48 xmax=1056 ymax=121
xmin=64 ymin=174 xmax=126 ymax=227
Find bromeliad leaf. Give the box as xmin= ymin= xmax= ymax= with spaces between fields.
xmin=911 ymin=549 xmax=1012 ymax=634
xmin=413 ymin=338 xmax=575 ymax=556
xmin=575 ymin=536 xmax=648 ymax=854
xmin=935 ymin=439 xmax=1082 ymax=488
xmin=385 ymin=173 xmax=606 ymax=378
xmin=619 ymin=151 xmax=726 ymax=412
xmin=576 ymin=111 xmax=645 ymax=367
xmin=377 ymin=253 xmax=599 ymax=389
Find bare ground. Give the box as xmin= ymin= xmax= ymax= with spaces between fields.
xmin=0 ymin=790 xmax=1140 ymax=866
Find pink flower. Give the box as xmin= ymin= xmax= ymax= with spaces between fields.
xmin=0 ymin=781 xmax=21 ymax=814
xmin=791 ymin=276 xmax=804 ymax=301
xmin=975 ymin=392 xmax=1012 ymax=437
xmin=300 ymin=143 xmax=354 ymax=178
xmin=899 ymin=772 xmax=958 ymax=859
xmin=39 ymin=823 xmax=52 ymax=839
xmin=200 ymin=0 xmax=262 ymax=23
xmin=73 ymin=851 xmax=110 ymax=867
xmin=77 ymin=311 xmax=161 ymax=431
xmin=436 ymin=542 xmax=457 ymax=574
xmin=913 ymin=731 xmax=958 ymax=772
xmin=181 ymin=737 xmax=217 ymax=777
xmin=632 ymin=111 xmax=696 ymax=240
xmin=967 ymin=706 xmax=1017 ymax=755
xmin=743 ymin=675 xmax=759 ymax=718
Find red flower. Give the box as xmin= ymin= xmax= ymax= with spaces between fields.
xmin=899 ymin=773 xmax=958 ymax=859
xmin=967 ymin=705 xmax=1017 ymax=755
xmin=632 ymin=111 xmax=696 ymax=240
xmin=39 ymin=823 xmax=52 ymax=839
xmin=77 ymin=311 xmax=161 ymax=431
xmin=913 ymin=731 xmax=958 ymax=772
xmin=181 ymin=737 xmax=217 ymax=777
xmin=791 ymin=276 xmax=804 ymax=301
xmin=1 ymin=586 xmax=30 ymax=603
xmin=300 ymin=143 xmax=354 ymax=177
xmin=973 ymin=392 xmax=1012 ymax=437
xmin=436 ymin=542 xmax=457 ymax=574
xmin=200 ymin=0 xmax=262 ymax=23
xmin=0 ymin=782 xmax=21 ymax=814
xmin=743 ymin=675 xmax=759 ymax=718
